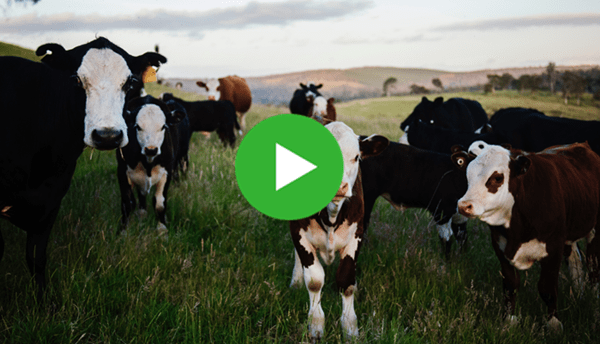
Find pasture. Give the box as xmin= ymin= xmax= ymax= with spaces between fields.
xmin=1 ymin=88 xmax=599 ymax=343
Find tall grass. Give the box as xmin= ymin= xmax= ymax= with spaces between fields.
xmin=1 ymin=89 xmax=599 ymax=343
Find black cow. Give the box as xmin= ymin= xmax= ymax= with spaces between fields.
xmin=360 ymin=140 xmax=469 ymax=257
xmin=161 ymin=93 xmax=239 ymax=147
xmin=289 ymin=82 xmax=323 ymax=116
xmin=117 ymin=96 xmax=188 ymax=232
xmin=0 ymin=37 xmax=166 ymax=298
xmin=400 ymin=96 xmax=488 ymax=143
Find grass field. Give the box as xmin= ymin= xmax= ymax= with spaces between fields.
xmin=1 ymin=87 xmax=600 ymax=343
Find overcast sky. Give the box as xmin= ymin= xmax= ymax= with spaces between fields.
xmin=1 ymin=0 xmax=599 ymax=78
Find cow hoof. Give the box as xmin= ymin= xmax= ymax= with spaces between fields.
xmin=289 ymin=278 xmax=303 ymax=289
xmin=547 ymin=316 xmax=563 ymax=333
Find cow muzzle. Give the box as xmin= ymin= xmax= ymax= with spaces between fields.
xmin=333 ymin=183 xmax=351 ymax=201
xmin=143 ymin=146 xmax=159 ymax=162
xmin=457 ymin=200 xmax=476 ymax=218
xmin=91 ymin=128 xmax=125 ymax=150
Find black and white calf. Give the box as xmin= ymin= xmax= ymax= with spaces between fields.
xmin=290 ymin=122 xmax=389 ymax=339
xmin=360 ymin=141 xmax=469 ymax=257
xmin=0 ymin=37 xmax=165 ymax=298
xmin=117 ymin=96 xmax=188 ymax=231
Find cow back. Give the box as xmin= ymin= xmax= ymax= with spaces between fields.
xmin=219 ymin=75 xmax=252 ymax=114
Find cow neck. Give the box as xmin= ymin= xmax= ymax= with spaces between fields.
xmin=425 ymin=169 xmax=454 ymax=209
xmin=316 ymin=199 xmax=348 ymax=230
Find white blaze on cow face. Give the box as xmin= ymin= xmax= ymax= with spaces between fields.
xmin=458 ymin=145 xmax=515 ymax=227
xmin=77 ymin=48 xmax=130 ymax=148
xmin=204 ymin=78 xmax=221 ymax=101
xmin=135 ymin=104 xmax=167 ymax=163
xmin=326 ymin=122 xmax=360 ymax=207
xmin=311 ymin=96 xmax=328 ymax=117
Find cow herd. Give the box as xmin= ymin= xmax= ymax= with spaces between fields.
xmin=0 ymin=37 xmax=599 ymax=340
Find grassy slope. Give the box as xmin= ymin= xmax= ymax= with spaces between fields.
xmin=0 ymin=41 xmax=41 ymax=62
xmin=0 ymin=86 xmax=599 ymax=343
xmin=343 ymin=67 xmax=447 ymax=89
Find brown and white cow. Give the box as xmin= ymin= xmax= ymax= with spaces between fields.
xmin=308 ymin=96 xmax=337 ymax=125
xmin=453 ymin=141 xmax=600 ymax=331
xmin=290 ymin=122 xmax=389 ymax=339
xmin=196 ymin=75 xmax=252 ymax=131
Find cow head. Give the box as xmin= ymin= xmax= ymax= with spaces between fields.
xmin=454 ymin=143 xmax=530 ymax=228
xmin=326 ymin=122 xmax=389 ymax=207
xmin=126 ymin=96 xmax=185 ymax=163
xmin=196 ymin=78 xmax=220 ymax=100
xmin=300 ymin=81 xmax=323 ymax=99
xmin=36 ymin=37 xmax=167 ymax=150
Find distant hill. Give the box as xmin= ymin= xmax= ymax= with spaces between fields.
xmin=0 ymin=41 xmax=41 ymax=62
xmin=166 ymin=64 xmax=599 ymax=106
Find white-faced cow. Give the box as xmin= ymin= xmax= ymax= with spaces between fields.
xmin=290 ymin=122 xmax=389 ymax=339
xmin=289 ymin=82 xmax=323 ymax=117
xmin=117 ymin=96 xmax=189 ymax=232
xmin=0 ymin=37 xmax=166 ymax=298
xmin=453 ymin=142 xmax=600 ymax=331
xmin=308 ymin=96 xmax=337 ymax=125
xmin=196 ymin=75 xmax=252 ymax=131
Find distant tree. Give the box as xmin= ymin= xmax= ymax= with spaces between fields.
xmin=546 ymin=62 xmax=557 ymax=94
xmin=486 ymin=74 xmax=501 ymax=93
xmin=383 ymin=77 xmax=397 ymax=97
xmin=410 ymin=84 xmax=430 ymax=95
xmin=498 ymin=73 xmax=514 ymax=90
xmin=483 ymin=83 xmax=494 ymax=94
xmin=516 ymin=74 xmax=542 ymax=93
xmin=561 ymin=71 xmax=587 ymax=105
xmin=432 ymin=78 xmax=443 ymax=91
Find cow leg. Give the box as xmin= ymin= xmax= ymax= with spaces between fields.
xmin=538 ymin=251 xmax=563 ymax=332
xmin=490 ymin=226 xmax=520 ymax=323
xmin=216 ymin=128 xmax=229 ymax=148
xmin=238 ymin=113 xmax=246 ymax=131
xmin=136 ymin=189 xmax=147 ymax=217
xmin=565 ymin=243 xmax=585 ymax=296
xmin=25 ymin=209 xmax=59 ymax=300
xmin=451 ymin=213 xmax=468 ymax=251
xmin=0 ymin=228 xmax=4 ymax=263
xmin=153 ymin=170 xmax=170 ymax=232
xmin=118 ymin=165 xmax=136 ymax=227
xmin=290 ymin=250 xmax=304 ymax=288
xmin=337 ymin=236 xmax=362 ymax=338
xmin=586 ymin=228 xmax=600 ymax=287
xmin=436 ymin=221 xmax=453 ymax=259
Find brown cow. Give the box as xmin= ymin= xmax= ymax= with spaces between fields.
xmin=453 ymin=141 xmax=600 ymax=331
xmin=290 ymin=122 xmax=389 ymax=339
xmin=307 ymin=96 xmax=337 ymax=125
xmin=197 ymin=75 xmax=252 ymax=131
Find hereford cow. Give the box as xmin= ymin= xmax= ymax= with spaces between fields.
xmin=196 ymin=75 xmax=252 ymax=131
xmin=161 ymin=93 xmax=240 ymax=147
xmin=307 ymin=96 xmax=337 ymax=124
xmin=0 ymin=37 xmax=166 ymax=298
xmin=117 ymin=96 xmax=188 ymax=232
xmin=454 ymin=142 xmax=600 ymax=331
xmin=290 ymin=122 xmax=389 ymax=339
xmin=360 ymin=141 xmax=468 ymax=257
xmin=289 ymin=82 xmax=323 ymax=116
xmin=400 ymin=96 xmax=488 ymax=144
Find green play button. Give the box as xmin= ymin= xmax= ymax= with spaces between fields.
xmin=235 ymin=114 xmax=344 ymax=220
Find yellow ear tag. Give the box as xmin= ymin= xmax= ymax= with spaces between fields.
xmin=142 ymin=66 xmax=157 ymax=83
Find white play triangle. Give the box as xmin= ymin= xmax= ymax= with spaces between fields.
xmin=276 ymin=143 xmax=317 ymax=191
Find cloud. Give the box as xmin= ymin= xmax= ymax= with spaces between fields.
xmin=433 ymin=13 xmax=600 ymax=32
xmin=0 ymin=0 xmax=374 ymax=35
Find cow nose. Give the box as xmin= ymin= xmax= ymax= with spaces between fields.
xmin=458 ymin=200 xmax=474 ymax=217
xmin=144 ymin=147 xmax=158 ymax=157
xmin=208 ymin=96 xmax=216 ymax=101
xmin=91 ymin=129 xmax=124 ymax=150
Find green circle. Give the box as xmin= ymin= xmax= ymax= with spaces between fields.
xmin=235 ymin=114 xmax=343 ymax=220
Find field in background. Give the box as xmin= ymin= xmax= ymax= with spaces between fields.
xmin=1 ymin=86 xmax=600 ymax=343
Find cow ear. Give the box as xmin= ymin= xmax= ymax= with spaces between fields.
xmin=360 ymin=134 xmax=389 ymax=159
xmin=451 ymin=151 xmax=472 ymax=171
xmin=512 ymin=155 xmax=531 ymax=176
xmin=166 ymin=101 xmax=187 ymax=124
xmin=450 ymin=144 xmax=465 ymax=154
xmin=137 ymin=52 xmax=167 ymax=68
xmin=421 ymin=96 xmax=429 ymax=102
xmin=481 ymin=123 xmax=493 ymax=133
xmin=36 ymin=43 xmax=75 ymax=70
xmin=299 ymin=82 xmax=306 ymax=88
xmin=501 ymin=143 xmax=512 ymax=150
xmin=316 ymin=83 xmax=323 ymax=89
xmin=434 ymin=97 xmax=444 ymax=105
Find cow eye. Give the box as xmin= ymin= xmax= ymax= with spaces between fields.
xmin=354 ymin=154 xmax=359 ymax=162
xmin=134 ymin=124 xmax=141 ymax=131
xmin=71 ymin=75 xmax=83 ymax=88
xmin=430 ymin=120 xmax=434 ymax=124
xmin=162 ymin=124 xmax=167 ymax=131
xmin=495 ymin=175 xmax=503 ymax=183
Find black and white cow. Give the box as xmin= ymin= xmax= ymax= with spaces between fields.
xmin=290 ymin=122 xmax=389 ymax=339
xmin=117 ymin=96 xmax=188 ymax=232
xmin=454 ymin=142 xmax=600 ymax=331
xmin=289 ymin=82 xmax=323 ymax=116
xmin=0 ymin=37 xmax=166 ymax=298
xmin=360 ymin=141 xmax=469 ymax=257
xmin=161 ymin=93 xmax=240 ymax=147
xmin=400 ymin=96 xmax=488 ymax=144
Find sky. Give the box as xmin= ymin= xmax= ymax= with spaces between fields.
xmin=0 ymin=0 xmax=599 ymax=78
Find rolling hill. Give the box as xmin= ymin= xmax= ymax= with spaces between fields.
xmin=0 ymin=41 xmax=41 ymax=62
